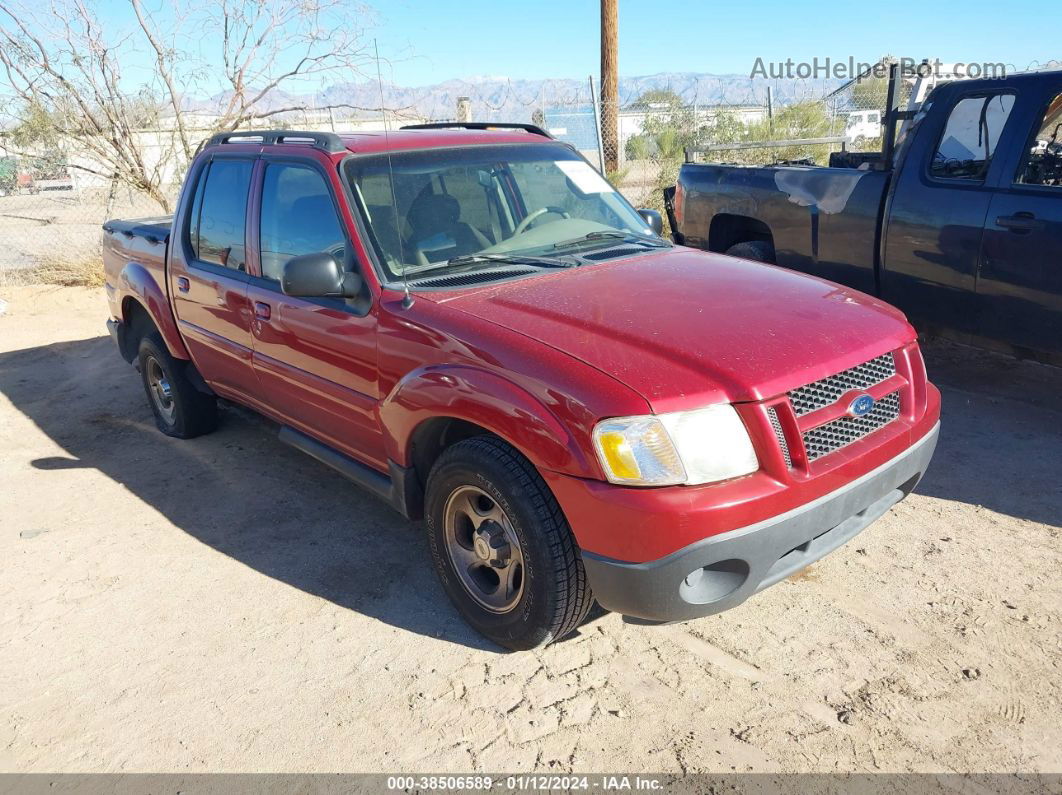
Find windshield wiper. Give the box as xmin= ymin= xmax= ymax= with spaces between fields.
xmin=444 ymin=253 xmax=577 ymax=269
xmin=551 ymin=229 xmax=672 ymax=251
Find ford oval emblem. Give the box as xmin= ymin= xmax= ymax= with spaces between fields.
xmin=848 ymin=394 xmax=876 ymax=417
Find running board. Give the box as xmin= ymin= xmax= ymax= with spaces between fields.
xmin=277 ymin=426 xmax=422 ymax=519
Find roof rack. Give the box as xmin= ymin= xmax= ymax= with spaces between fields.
xmin=399 ymin=122 xmax=553 ymax=139
xmin=203 ymin=129 xmax=348 ymax=154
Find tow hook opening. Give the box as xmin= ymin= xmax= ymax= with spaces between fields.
xmin=679 ymin=558 xmax=750 ymax=605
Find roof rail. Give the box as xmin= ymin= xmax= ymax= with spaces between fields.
xmin=203 ymin=129 xmax=348 ymax=154
xmin=399 ymin=122 xmax=553 ymax=139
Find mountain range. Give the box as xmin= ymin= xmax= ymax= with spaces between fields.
xmin=204 ymin=72 xmax=846 ymax=121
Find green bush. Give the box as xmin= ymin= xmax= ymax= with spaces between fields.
xmin=0 ymin=157 xmax=16 ymax=194
xmin=625 ymin=134 xmax=650 ymax=161
xmin=621 ymin=90 xmax=842 ymax=237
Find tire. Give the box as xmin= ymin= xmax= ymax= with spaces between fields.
xmin=137 ymin=332 xmax=218 ymax=438
xmin=725 ymin=239 xmax=775 ymax=264
xmin=425 ymin=436 xmax=593 ymax=650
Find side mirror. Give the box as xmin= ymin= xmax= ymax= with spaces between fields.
xmin=281 ymin=252 xmax=361 ymax=298
xmin=637 ymin=208 xmax=664 ymax=236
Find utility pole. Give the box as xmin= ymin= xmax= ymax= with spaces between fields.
xmin=600 ymin=0 xmax=618 ymax=174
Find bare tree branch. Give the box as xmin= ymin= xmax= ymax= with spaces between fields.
xmin=0 ymin=0 xmax=378 ymax=210
xmin=129 ymin=0 xmax=193 ymax=162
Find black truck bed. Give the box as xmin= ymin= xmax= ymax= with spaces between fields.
xmin=674 ymin=163 xmax=889 ymax=297
xmin=101 ymin=217 xmax=173 ymax=245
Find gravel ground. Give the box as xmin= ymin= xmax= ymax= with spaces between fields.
xmin=0 ymin=285 xmax=1059 ymax=774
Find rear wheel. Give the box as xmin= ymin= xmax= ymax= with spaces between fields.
xmin=725 ymin=239 xmax=775 ymax=264
xmin=137 ymin=333 xmax=218 ymax=438
xmin=425 ymin=436 xmax=592 ymax=650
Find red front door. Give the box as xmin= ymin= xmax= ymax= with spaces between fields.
xmin=244 ymin=156 xmax=385 ymax=469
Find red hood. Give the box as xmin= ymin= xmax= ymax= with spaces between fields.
xmin=435 ymin=248 xmax=915 ymax=412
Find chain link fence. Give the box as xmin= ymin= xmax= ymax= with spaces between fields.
xmin=413 ymin=76 xmax=834 ymax=228
xmin=0 ymin=176 xmax=175 ymax=278
xmin=0 ymin=112 xmax=424 ymax=280
xmin=591 ymin=76 xmax=848 ymax=231
xmin=592 ymin=69 xmax=918 ymax=231
xmin=0 ymin=68 xmax=920 ymax=277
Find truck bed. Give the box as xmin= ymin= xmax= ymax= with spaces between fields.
xmin=102 ymin=217 xmax=172 ymax=245
xmin=676 ymin=163 xmax=889 ymax=296
xmin=102 ymin=216 xmax=173 ymax=304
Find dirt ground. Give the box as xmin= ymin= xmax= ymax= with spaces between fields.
xmin=0 ymin=285 xmax=1059 ymax=774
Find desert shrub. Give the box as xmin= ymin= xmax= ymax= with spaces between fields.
xmin=0 ymin=255 xmax=106 ymax=288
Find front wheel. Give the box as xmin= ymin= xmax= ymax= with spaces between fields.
xmin=425 ymin=436 xmax=593 ymax=650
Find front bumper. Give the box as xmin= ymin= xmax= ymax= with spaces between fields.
xmin=581 ymin=421 xmax=939 ymax=623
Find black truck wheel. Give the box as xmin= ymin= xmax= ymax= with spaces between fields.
xmin=425 ymin=436 xmax=593 ymax=650
xmin=726 ymin=240 xmax=776 ymax=264
xmin=137 ymin=333 xmax=218 ymax=438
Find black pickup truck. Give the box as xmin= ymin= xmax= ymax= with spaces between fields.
xmin=670 ymin=70 xmax=1062 ymax=364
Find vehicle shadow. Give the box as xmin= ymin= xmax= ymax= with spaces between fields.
xmin=915 ymin=340 xmax=1062 ymax=528
xmin=2 ymin=336 xmax=1058 ymax=654
xmin=0 ymin=335 xmax=506 ymax=652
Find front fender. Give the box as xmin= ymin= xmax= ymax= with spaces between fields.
xmin=379 ymin=364 xmax=600 ymax=479
xmin=118 ymin=262 xmax=189 ymax=360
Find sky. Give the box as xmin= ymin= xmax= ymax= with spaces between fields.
xmin=373 ymin=0 xmax=1057 ymax=86
xmin=48 ymin=0 xmax=1061 ymax=91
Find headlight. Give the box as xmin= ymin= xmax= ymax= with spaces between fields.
xmin=593 ymin=405 xmax=759 ymax=486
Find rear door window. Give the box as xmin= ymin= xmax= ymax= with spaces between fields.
xmin=193 ymin=159 xmax=253 ymax=270
xmin=930 ymin=93 xmax=1015 ymax=181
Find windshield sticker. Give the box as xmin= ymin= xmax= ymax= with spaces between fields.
xmin=555 ymin=160 xmax=615 ymax=194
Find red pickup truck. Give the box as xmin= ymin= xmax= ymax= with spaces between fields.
xmin=103 ymin=124 xmax=940 ymax=650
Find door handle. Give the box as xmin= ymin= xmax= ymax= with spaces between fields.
xmin=176 ymin=277 xmax=190 ymax=293
xmin=996 ymin=212 xmax=1045 ymax=233
xmin=254 ymin=301 xmax=271 ymax=321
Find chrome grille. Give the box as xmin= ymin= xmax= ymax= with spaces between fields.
xmin=802 ymin=392 xmax=901 ymax=462
xmin=766 ymin=407 xmax=792 ymax=468
xmin=789 ymin=353 xmax=896 ymax=417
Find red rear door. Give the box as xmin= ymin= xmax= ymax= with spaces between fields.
xmin=168 ymin=154 xmax=260 ymax=402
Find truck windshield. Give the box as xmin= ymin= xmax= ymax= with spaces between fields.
xmin=343 ymin=143 xmax=659 ymax=281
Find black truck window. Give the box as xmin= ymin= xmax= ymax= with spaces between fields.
xmin=259 ymin=163 xmax=346 ymax=282
xmin=195 ymin=159 xmax=253 ymax=271
xmin=930 ymin=93 xmax=1015 ymax=181
xmin=1017 ymin=91 xmax=1062 ymax=188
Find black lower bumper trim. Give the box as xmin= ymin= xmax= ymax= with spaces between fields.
xmin=582 ymin=422 xmax=940 ymax=623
